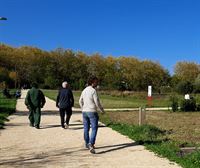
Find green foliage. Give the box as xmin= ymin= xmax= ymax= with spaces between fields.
xmin=79 ymin=79 xmax=86 ymax=90
xmin=180 ymin=98 xmax=196 ymax=112
xmin=44 ymin=76 xmax=59 ymax=89
xmin=174 ymin=62 xmax=200 ymax=82
xmin=0 ymin=95 xmax=16 ymax=128
xmin=176 ymin=81 xmax=193 ymax=94
xmin=0 ymin=112 xmax=9 ymax=128
xmin=170 ymin=95 xmax=179 ymax=112
xmin=196 ymin=104 xmax=200 ymax=111
xmin=194 ymin=74 xmax=200 ymax=93
xmin=0 ymin=44 xmax=170 ymax=91
xmin=1 ymin=43 xmax=199 ymax=93
xmin=160 ymin=85 xmax=172 ymax=94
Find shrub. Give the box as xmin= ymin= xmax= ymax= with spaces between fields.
xmin=194 ymin=74 xmax=200 ymax=93
xmin=160 ymin=86 xmax=172 ymax=94
xmin=169 ymin=95 xmax=179 ymax=112
xmin=197 ymin=104 xmax=200 ymax=111
xmin=44 ymin=77 xmax=59 ymax=89
xmin=176 ymin=81 xmax=193 ymax=94
xmin=180 ymin=98 xmax=196 ymax=112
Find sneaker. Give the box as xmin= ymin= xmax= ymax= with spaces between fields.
xmin=85 ymin=143 xmax=89 ymax=149
xmin=65 ymin=124 xmax=69 ymax=129
xmin=61 ymin=125 xmax=65 ymax=129
xmin=35 ymin=125 xmax=40 ymax=129
xmin=89 ymin=144 xmax=96 ymax=154
xmin=29 ymin=123 xmax=34 ymax=127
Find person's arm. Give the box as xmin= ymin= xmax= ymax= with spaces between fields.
xmin=25 ymin=91 xmax=30 ymax=106
xmin=56 ymin=90 xmax=60 ymax=108
xmin=79 ymin=92 xmax=84 ymax=109
xmin=25 ymin=91 xmax=33 ymax=109
xmin=40 ymin=90 xmax=46 ymax=108
xmin=70 ymin=90 xmax=74 ymax=107
xmin=93 ymin=90 xmax=105 ymax=113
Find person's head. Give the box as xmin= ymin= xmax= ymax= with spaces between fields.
xmin=62 ymin=81 xmax=68 ymax=88
xmin=87 ymin=76 xmax=99 ymax=88
xmin=32 ymin=82 xmax=38 ymax=88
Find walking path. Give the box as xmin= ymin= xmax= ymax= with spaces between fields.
xmin=0 ymin=90 xmax=181 ymax=168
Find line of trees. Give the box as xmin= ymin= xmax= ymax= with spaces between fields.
xmin=0 ymin=44 xmax=200 ymax=93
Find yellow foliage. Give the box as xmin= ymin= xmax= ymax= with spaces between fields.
xmin=9 ymin=71 xmax=17 ymax=80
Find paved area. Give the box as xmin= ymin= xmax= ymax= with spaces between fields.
xmin=0 ymin=90 xmax=182 ymax=168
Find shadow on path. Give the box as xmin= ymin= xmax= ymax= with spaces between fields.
xmin=96 ymin=142 xmax=138 ymax=154
xmin=0 ymin=143 xmax=139 ymax=167
xmin=14 ymin=111 xmax=81 ymax=116
xmin=0 ymin=147 xmax=85 ymax=167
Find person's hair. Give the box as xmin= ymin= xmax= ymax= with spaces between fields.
xmin=87 ymin=76 xmax=98 ymax=86
xmin=32 ymin=82 xmax=38 ymax=88
xmin=62 ymin=81 xmax=68 ymax=88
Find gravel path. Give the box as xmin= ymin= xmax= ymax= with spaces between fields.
xmin=0 ymin=90 xmax=182 ymax=168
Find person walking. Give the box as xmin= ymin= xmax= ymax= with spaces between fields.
xmin=79 ymin=76 xmax=105 ymax=154
xmin=56 ymin=81 xmax=74 ymax=129
xmin=25 ymin=83 xmax=46 ymax=129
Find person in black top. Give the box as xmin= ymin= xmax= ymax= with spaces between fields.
xmin=56 ymin=81 xmax=74 ymax=129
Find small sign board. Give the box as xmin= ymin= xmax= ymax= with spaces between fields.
xmin=184 ymin=94 xmax=190 ymax=100
xmin=148 ymin=85 xmax=152 ymax=97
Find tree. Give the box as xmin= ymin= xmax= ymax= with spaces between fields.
xmin=174 ymin=61 xmax=200 ymax=82
xmin=0 ymin=43 xmax=175 ymax=91
xmin=118 ymin=57 xmax=141 ymax=90
xmin=176 ymin=81 xmax=193 ymax=94
xmin=194 ymin=74 xmax=200 ymax=93
xmin=139 ymin=60 xmax=170 ymax=91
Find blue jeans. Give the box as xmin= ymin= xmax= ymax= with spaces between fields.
xmin=82 ymin=112 xmax=99 ymax=145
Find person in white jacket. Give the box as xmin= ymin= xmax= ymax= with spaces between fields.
xmin=79 ymin=76 xmax=105 ymax=154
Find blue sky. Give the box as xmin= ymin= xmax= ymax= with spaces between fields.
xmin=0 ymin=0 xmax=199 ymax=73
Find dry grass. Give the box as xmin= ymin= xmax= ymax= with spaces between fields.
xmin=105 ymin=110 xmax=200 ymax=144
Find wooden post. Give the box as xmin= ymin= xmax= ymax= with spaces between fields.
xmin=139 ymin=107 xmax=146 ymax=126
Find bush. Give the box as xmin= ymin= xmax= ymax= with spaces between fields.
xmin=194 ymin=74 xmax=200 ymax=93
xmin=160 ymin=86 xmax=172 ymax=94
xmin=197 ymin=104 xmax=200 ymax=111
xmin=176 ymin=81 xmax=193 ymax=94
xmin=44 ymin=77 xmax=59 ymax=89
xmin=180 ymin=98 xmax=196 ymax=112
xmin=169 ymin=95 xmax=179 ymax=112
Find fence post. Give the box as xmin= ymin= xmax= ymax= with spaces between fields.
xmin=139 ymin=107 xmax=146 ymax=126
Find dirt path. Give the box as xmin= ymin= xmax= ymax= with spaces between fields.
xmin=0 ymin=90 xmax=181 ymax=168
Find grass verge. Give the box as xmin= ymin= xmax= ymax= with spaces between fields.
xmin=0 ymin=95 xmax=16 ymax=129
xmin=99 ymin=114 xmax=200 ymax=168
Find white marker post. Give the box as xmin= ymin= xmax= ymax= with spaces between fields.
xmin=147 ymin=85 xmax=152 ymax=107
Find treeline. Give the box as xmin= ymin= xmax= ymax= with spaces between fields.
xmin=0 ymin=44 xmax=200 ymax=93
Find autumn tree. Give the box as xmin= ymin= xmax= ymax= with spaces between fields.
xmin=174 ymin=61 xmax=200 ymax=82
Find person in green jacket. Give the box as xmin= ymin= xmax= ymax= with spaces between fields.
xmin=25 ymin=83 xmax=46 ymax=129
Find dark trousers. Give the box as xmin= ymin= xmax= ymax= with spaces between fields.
xmin=59 ymin=107 xmax=72 ymax=127
xmin=29 ymin=107 xmax=41 ymax=127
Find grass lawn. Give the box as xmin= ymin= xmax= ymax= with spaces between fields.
xmin=43 ymin=89 xmax=200 ymax=109
xmin=0 ymin=92 xmax=17 ymax=129
xmin=42 ymin=89 xmax=178 ymax=108
xmin=100 ymin=110 xmax=200 ymax=144
xmin=99 ymin=111 xmax=200 ymax=168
